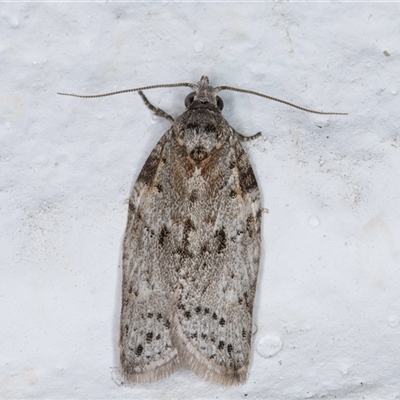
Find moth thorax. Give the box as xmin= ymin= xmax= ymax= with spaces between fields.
xmin=190 ymin=146 xmax=209 ymax=163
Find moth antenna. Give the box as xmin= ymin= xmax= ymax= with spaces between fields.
xmin=57 ymin=82 xmax=195 ymax=98
xmin=215 ymin=85 xmax=347 ymax=116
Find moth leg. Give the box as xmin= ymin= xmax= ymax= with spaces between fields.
xmin=138 ymin=90 xmax=175 ymax=123
xmin=232 ymin=128 xmax=262 ymax=141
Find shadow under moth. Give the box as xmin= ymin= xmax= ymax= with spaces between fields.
xmin=58 ymin=76 xmax=345 ymax=385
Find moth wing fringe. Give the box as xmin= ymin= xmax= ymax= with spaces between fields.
xmin=172 ymin=315 xmax=248 ymax=386
xmin=120 ymin=350 xmax=181 ymax=384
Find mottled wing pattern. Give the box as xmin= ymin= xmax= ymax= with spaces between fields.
xmin=120 ymin=126 xmax=260 ymax=385
xmin=120 ymin=132 xmax=182 ymax=382
xmin=171 ymin=136 xmax=261 ymax=385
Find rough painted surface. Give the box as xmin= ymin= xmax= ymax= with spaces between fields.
xmin=1 ymin=3 xmax=399 ymax=399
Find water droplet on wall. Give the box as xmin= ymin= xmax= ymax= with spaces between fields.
xmin=194 ymin=42 xmax=204 ymax=53
xmin=308 ymin=215 xmax=320 ymax=227
xmin=387 ymin=315 xmax=400 ymax=328
xmin=256 ymin=334 xmax=283 ymax=358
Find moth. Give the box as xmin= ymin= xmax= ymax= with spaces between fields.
xmin=58 ymin=77 xmax=345 ymax=385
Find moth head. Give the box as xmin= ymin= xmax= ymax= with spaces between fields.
xmin=185 ymin=76 xmax=224 ymax=111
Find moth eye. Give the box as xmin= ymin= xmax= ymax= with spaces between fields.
xmin=216 ymin=96 xmax=224 ymax=111
xmin=185 ymin=92 xmax=196 ymax=108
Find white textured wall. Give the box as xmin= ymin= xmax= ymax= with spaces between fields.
xmin=1 ymin=3 xmax=399 ymax=399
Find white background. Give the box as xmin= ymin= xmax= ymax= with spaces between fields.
xmin=1 ymin=2 xmax=399 ymax=399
